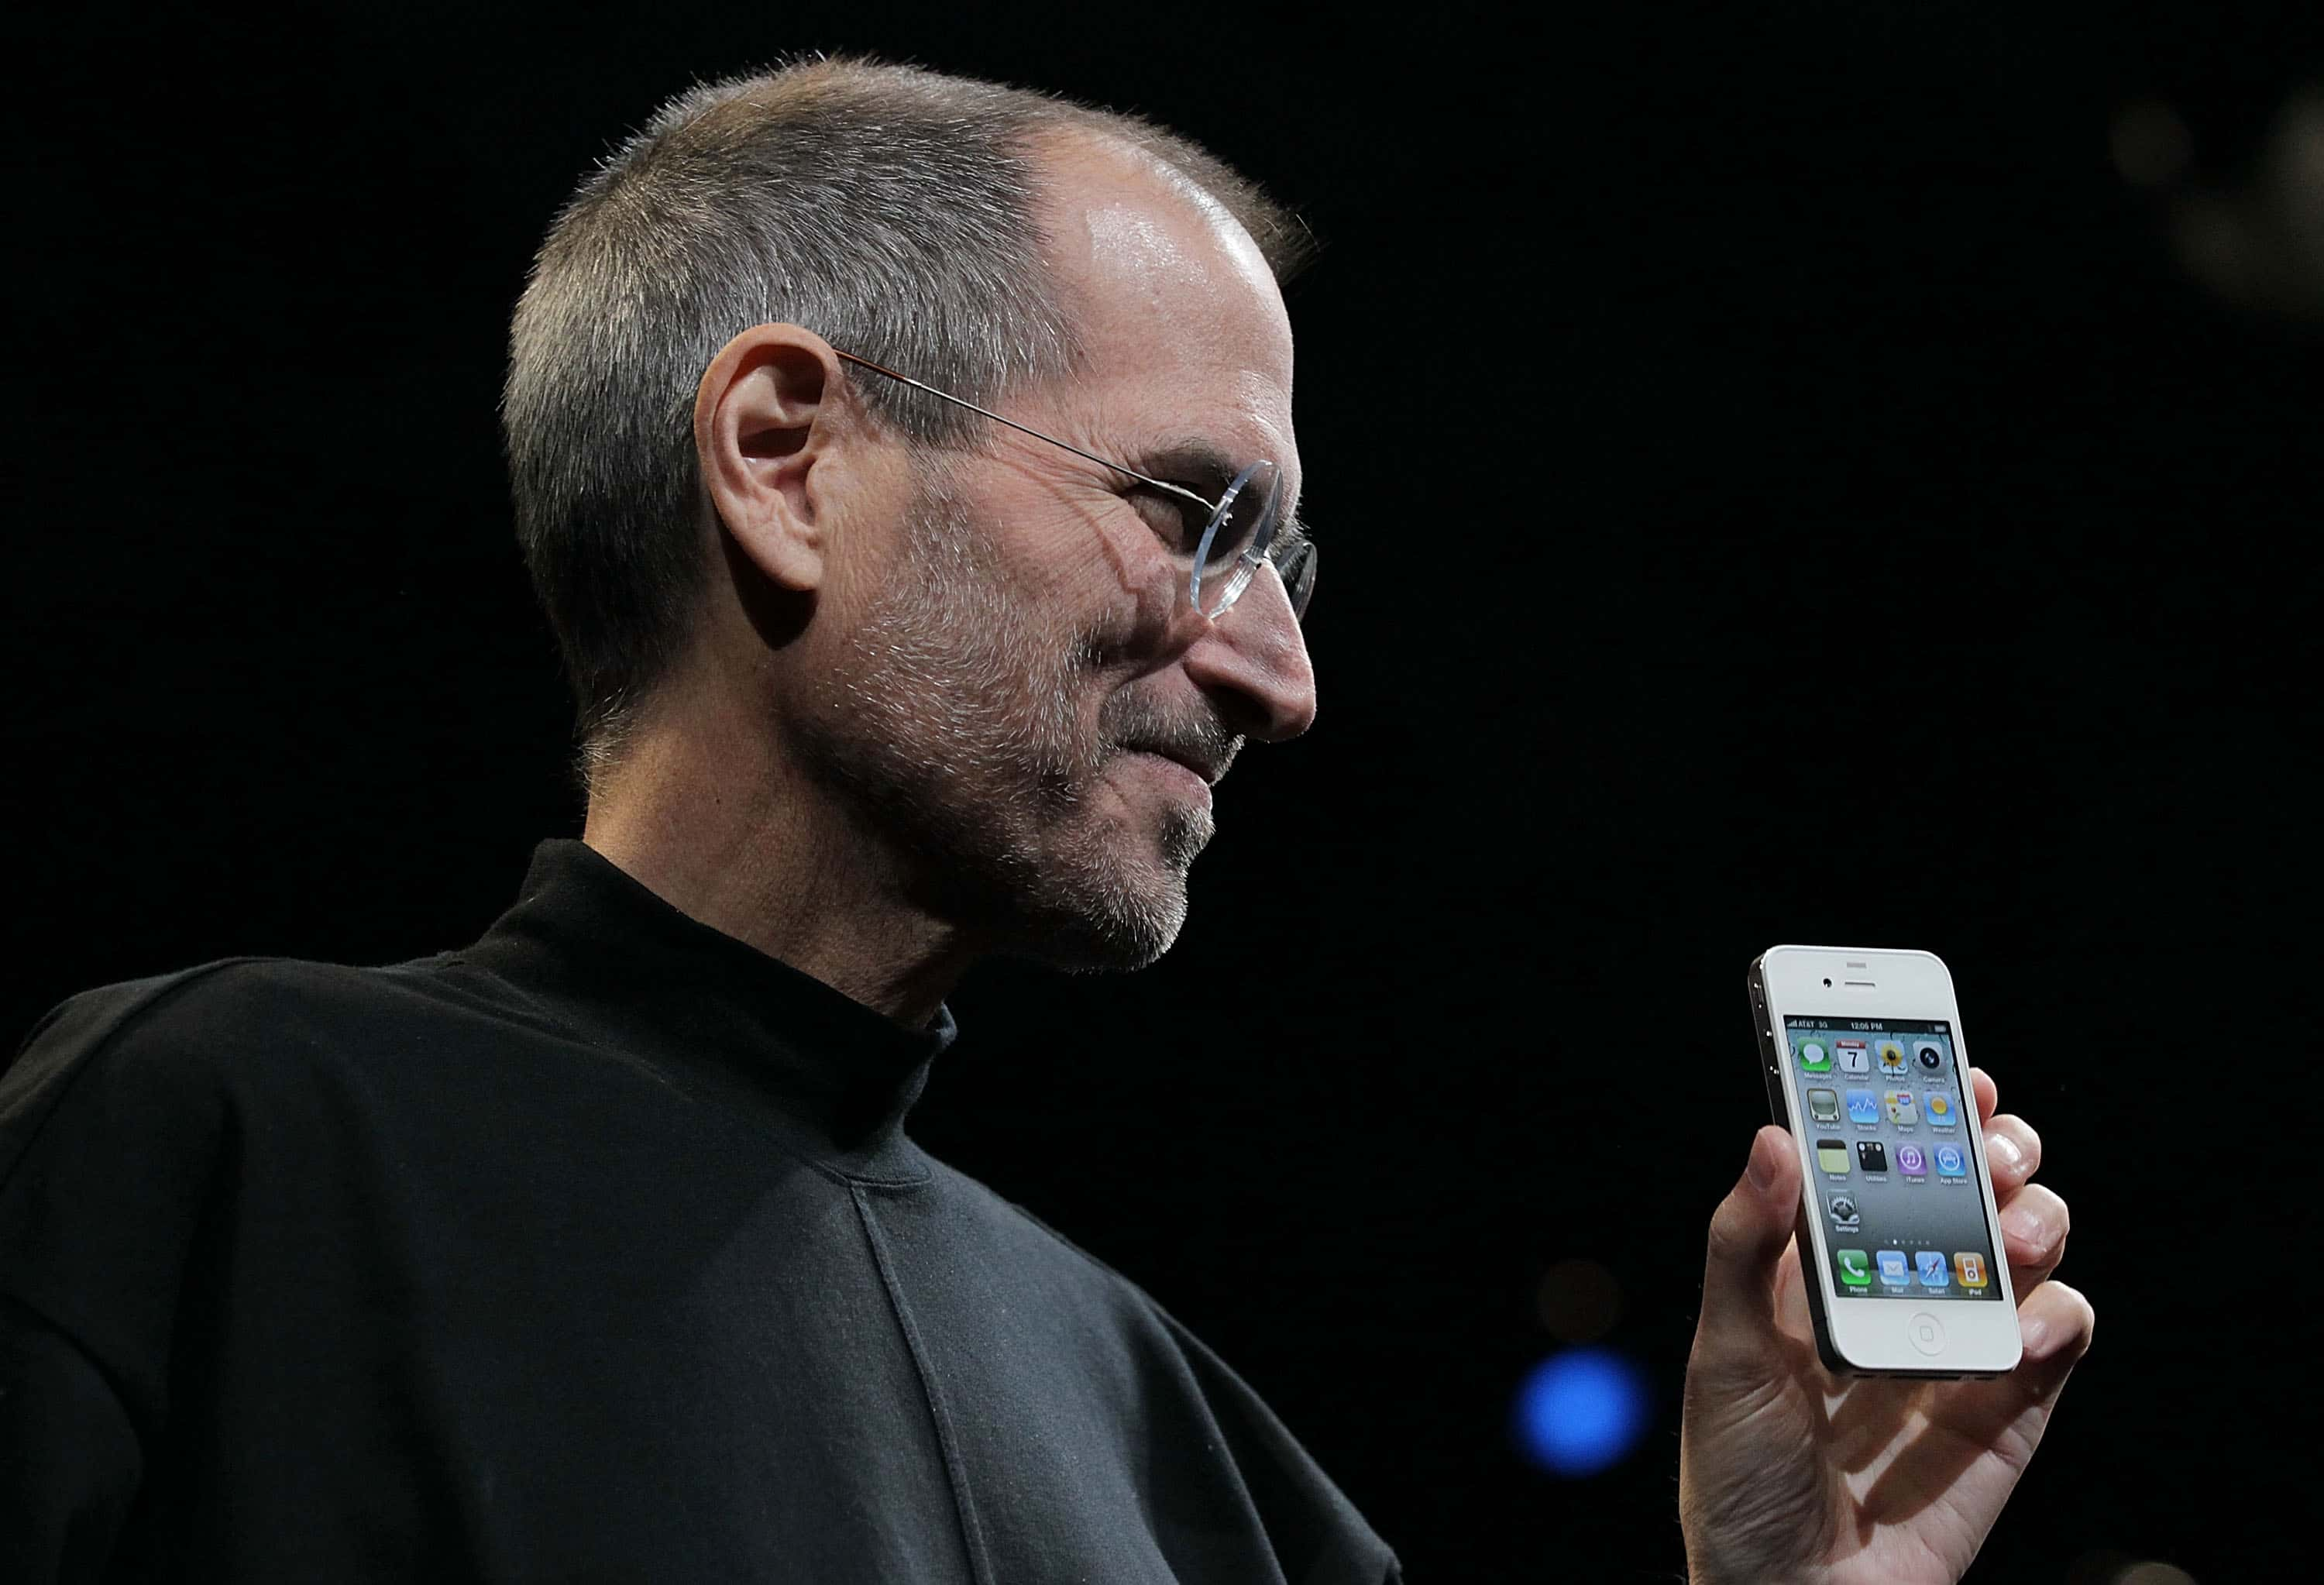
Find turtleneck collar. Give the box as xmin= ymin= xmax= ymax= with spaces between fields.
xmin=457 ymin=839 xmax=958 ymax=1182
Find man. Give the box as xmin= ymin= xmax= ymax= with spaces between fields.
xmin=2 ymin=57 xmax=2090 ymax=1583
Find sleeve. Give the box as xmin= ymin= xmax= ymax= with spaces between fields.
xmin=0 ymin=1294 xmax=144 ymax=1583
xmin=1149 ymin=1303 xmax=1404 ymax=1585
xmin=0 ymin=964 xmax=252 ymax=1583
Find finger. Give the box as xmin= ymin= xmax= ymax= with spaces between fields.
xmin=2016 ymin=1278 xmax=2095 ymax=1372
xmin=1968 ymin=1065 xmax=1998 ymax=1125
xmin=1982 ymin=1112 xmax=2042 ymax=1196
xmin=1693 ymin=1126 xmax=1800 ymax=1365
xmin=1999 ymin=1181 xmax=2070 ymax=1284
xmin=1927 ymin=1280 xmax=2095 ymax=1446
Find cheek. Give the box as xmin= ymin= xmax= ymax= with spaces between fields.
xmin=1057 ymin=535 xmax=1181 ymax=661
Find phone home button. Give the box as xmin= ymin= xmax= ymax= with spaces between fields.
xmin=1907 ymin=1312 xmax=1946 ymax=1356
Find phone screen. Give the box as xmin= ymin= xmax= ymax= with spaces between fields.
xmin=1782 ymin=1016 xmax=2002 ymax=1302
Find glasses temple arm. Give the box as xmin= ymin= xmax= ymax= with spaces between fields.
xmin=832 ymin=350 xmax=1218 ymax=513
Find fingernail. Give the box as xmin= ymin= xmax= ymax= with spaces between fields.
xmin=1989 ymin=1133 xmax=2023 ymax=1173
xmin=2003 ymin=1207 xmax=2047 ymax=1250
xmin=2020 ymin=1311 xmax=2051 ymax=1358
xmin=1747 ymin=1131 xmax=1776 ymax=1191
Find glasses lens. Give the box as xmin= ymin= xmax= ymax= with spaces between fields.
xmin=1274 ymin=537 xmax=1316 ymax=621
xmin=1203 ymin=461 xmax=1279 ymax=573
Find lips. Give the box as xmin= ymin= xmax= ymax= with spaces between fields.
xmin=1126 ymin=744 xmax=1222 ymax=786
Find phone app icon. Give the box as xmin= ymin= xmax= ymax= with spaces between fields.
xmin=1954 ymin=1252 xmax=1989 ymax=1289
xmin=1807 ymin=1088 xmax=1841 ymax=1124
xmin=1856 ymin=1140 xmax=1889 ymax=1173
xmin=1894 ymin=1143 xmax=1927 ymax=1175
xmin=1817 ymin=1139 xmax=1851 ymax=1174
xmin=1883 ymin=1091 xmax=1920 ymax=1126
xmin=1835 ymin=1039 xmax=1870 ymax=1074
xmin=1915 ymin=1250 xmax=1951 ymax=1288
xmin=1796 ymin=1040 xmax=1832 ymax=1073
xmin=1877 ymin=1041 xmax=1908 ymax=1074
xmin=1845 ymin=1089 xmax=1880 ymax=1124
xmin=1827 ymin=1194 xmax=1860 ymax=1230
xmin=1836 ymin=1250 xmax=1872 ymax=1288
xmin=1916 ymin=1042 xmax=1945 ymax=1071
xmin=1876 ymin=1250 xmax=1910 ymax=1288
xmin=1923 ymin=1092 xmax=1958 ymax=1128
xmin=1934 ymin=1143 xmax=1967 ymax=1178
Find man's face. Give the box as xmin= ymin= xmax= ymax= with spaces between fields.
xmin=796 ymin=138 xmax=1315 ymax=971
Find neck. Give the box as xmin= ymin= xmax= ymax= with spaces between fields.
xmin=578 ymin=683 xmax=975 ymax=1030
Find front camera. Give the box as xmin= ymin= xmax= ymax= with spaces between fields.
xmin=1822 ymin=977 xmax=1831 ymax=987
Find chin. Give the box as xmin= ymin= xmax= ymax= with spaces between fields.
xmin=1005 ymin=842 xmax=1196 ymax=975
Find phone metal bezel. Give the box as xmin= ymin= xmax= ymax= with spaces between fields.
xmin=1750 ymin=944 xmax=2023 ymax=1377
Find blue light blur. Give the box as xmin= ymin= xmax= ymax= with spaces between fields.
xmin=1511 ymin=1346 xmax=1652 ymax=1477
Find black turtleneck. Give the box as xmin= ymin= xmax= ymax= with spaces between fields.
xmin=0 ymin=841 xmax=1397 ymax=1583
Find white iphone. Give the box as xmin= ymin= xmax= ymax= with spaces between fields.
xmin=1747 ymin=945 xmax=2022 ymax=1377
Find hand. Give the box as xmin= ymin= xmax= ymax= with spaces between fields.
xmin=1677 ymin=1068 xmax=2094 ymax=1584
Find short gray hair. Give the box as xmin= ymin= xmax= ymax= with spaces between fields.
xmin=500 ymin=55 xmax=1314 ymax=788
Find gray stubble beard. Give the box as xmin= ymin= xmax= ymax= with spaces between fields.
xmin=793 ymin=469 xmax=1208 ymax=972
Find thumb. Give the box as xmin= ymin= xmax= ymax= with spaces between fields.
xmin=1694 ymin=1125 xmax=1800 ymax=1350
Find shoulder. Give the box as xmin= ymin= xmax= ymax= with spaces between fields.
xmin=1 ymin=953 xmax=471 ymax=1160
xmin=918 ymin=1154 xmax=1160 ymax=1298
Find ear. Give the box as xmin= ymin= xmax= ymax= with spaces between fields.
xmin=693 ymin=325 xmax=850 ymax=593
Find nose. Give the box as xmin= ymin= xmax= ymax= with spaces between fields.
xmin=1178 ymin=563 xmax=1316 ymax=743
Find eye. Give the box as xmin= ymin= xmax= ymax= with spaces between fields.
xmin=1129 ymin=485 xmax=1211 ymax=555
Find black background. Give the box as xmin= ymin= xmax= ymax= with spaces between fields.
xmin=16 ymin=4 xmax=2315 ymax=1580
